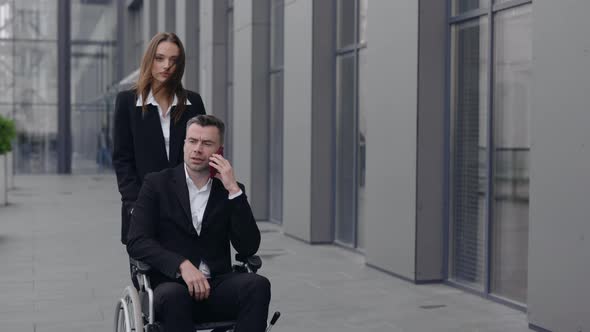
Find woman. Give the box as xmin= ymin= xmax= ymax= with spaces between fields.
xmin=113 ymin=32 xmax=206 ymax=245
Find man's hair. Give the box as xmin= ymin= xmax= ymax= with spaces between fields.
xmin=186 ymin=115 xmax=225 ymax=145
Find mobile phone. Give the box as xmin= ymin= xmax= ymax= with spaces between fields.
xmin=209 ymin=146 xmax=224 ymax=178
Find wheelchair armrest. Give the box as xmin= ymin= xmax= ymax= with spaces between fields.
xmin=234 ymin=254 xmax=262 ymax=272
xmin=129 ymin=257 xmax=152 ymax=274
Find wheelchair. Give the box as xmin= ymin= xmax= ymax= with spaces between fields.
xmin=114 ymin=254 xmax=280 ymax=332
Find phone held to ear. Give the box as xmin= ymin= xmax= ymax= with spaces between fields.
xmin=209 ymin=146 xmax=224 ymax=178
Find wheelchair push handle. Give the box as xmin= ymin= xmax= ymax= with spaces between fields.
xmin=265 ymin=311 xmax=281 ymax=332
xmin=234 ymin=254 xmax=262 ymax=272
xmin=129 ymin=257 xmax=152 ymax=274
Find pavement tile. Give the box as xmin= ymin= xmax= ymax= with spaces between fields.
xmin=0 ymin=174 xmax=530 ymax=331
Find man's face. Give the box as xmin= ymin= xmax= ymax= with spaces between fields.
xmin=184 ymin=124 xmax=222 ymax=173
xmin=151 ymin=41 xmax=179 ymax=85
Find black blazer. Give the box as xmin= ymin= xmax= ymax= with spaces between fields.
xmin=126 ymin=164 xmax=260 ymax=286
xmin=112 ymin=89 xmax=206 ymax=244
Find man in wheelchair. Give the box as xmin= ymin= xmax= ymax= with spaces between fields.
xmin=125 ymin=115 xmax=271 ymax=332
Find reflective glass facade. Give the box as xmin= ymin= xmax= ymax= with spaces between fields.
xmin=0 ymin=0 xmax=116 ymax=174
xmin=334 ymin=0 xmax=368 ymax=249
xmin=449 ymin=0 xmax=532 ymax=305
xmin=1 ymin=1 xmax=58 ymax=173
xmin=269 ymin=0 xmax=284 ymax=225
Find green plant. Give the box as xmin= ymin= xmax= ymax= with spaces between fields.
xmin=0 ymin=115 xmax=16 ymax=155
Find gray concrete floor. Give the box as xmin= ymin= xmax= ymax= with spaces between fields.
xmin=0 ymin=173 xmax=531 ymax=332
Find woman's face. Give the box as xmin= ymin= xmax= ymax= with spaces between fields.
xmin=151 ymin=41 xmax=180 ymax=86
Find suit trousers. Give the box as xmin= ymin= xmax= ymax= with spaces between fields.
xmin=154 ymin=272 xmax=271 ymax=332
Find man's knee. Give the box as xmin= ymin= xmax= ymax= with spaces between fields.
xmin=154 ymin=282 xmax=195 ymax=332
xmin=154 ymin=282 xmax=191 ymax=310
xmin=243 ymin=274 xmax=271 ymax=303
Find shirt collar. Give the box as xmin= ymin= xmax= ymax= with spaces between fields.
xmin=184 ymin=163 xmax=212 ymax=192
xmin=136 ymin=90 xmax=192 ymax=107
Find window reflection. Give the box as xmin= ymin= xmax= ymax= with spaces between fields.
xmin=491 ymin=5 xmax=532 ymax=304
xmin=450 ymin=18 xmax=489 ymax=290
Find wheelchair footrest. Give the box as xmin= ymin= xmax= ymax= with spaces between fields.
xmin=194 ymin=321 xmax=236 ymax=331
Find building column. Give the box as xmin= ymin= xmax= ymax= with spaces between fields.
xmin=176 ymin=0 xmax=199 ymax=91
xmin=157 ymin=0 xmax=175 ymax=33
xmin=198 ymin=0 xmax=227 ymax=119
xmin=281 ymin=0 xmax=334 ymax=243
xmin=528 ymin=1 xmax=590 ymax=331
xmin=282 ymin=0 xmax=313 ymax=240
xmin=57 ymin=0 xmax=71 ymax=174
xmin=363 ymin=0 xmax=419 ymax=280
xmin=232 ymin=0 xmax=270 ymax=220
xmin=142 ymin=0 xmax=158 ymax=49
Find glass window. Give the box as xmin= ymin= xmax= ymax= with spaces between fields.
xmin=335 ymin=54 xmax=357 ymax=246
xmin=0 ymin=40 xmax=14 ymax=105
xmin=450 ymin=17 xmax=489 ymax=290
xmin=270 ymin=0 xmax=284 ymax=68
xmin=71 ymin=0 xmax=118 ymax=170
xmin=11 ymin=0 xmax=59 ymax=173
xmin=269 ymin=0 xmax=284 ymax=224
xmin=358 ymin=0 xmax=368 ymax=45
xmin=225 ymin=2 xmax=234 ymax=161
xmin=227 ymin=7 xmax=234 ymax=82
xmin=335 ymin=0 xmax=366 ymax=248
xmin=452 ymin=0 xmax=488 ymax=16
xmin=336 ymin=0 xmax=355 ymax=49
xmin=356 ymin=49 xmax=368 ymax=250
xmin=490 ymin=5 xmax=532 ymax=304
xmin=269 ymin=71 xmax=284 ymax=224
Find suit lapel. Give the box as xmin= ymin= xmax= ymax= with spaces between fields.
xmin=171 ymin=164 xmax=197 ymax=235
xmin=201 ymin=179 xmax=225 ymax=231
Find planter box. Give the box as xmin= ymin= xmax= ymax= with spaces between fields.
xmin=6 ymin=151 xmax=13 ymax=189
xmin=0 ymin=154 xmax=6 ymax=206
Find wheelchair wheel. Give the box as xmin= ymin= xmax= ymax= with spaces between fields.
xmin=114 ymin=300 xmax=126 ymax=332
xmin=114 ymin=286 xmax=144 ymax=332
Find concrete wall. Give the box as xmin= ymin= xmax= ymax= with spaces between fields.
xmin=282 ymin=0 xmax=313 ymax=241
xmin=364 ymin=0 xmax=419 ymax=280
xmin=527 ymin=1 xmax=590 ymax=331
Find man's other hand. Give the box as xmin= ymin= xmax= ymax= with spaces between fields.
xmin=179 ymin=260 xmax=210 ymax=301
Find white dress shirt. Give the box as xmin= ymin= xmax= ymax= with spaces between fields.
xmin=136 ymin=91 xmax=192 ymax=160
xmin=184 ymin=164 xmax=243 ymax=278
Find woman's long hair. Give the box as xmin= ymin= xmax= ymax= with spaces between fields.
xmin=134 ymin=32 xmax=188 ymax=123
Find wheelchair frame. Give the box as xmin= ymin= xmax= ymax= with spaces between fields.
xmin=114 ymin=254 xmax=279 ymax=332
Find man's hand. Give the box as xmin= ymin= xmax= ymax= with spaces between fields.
xmin=179 ymin=260 xmax=210 ymax=301
xmin=209 ymin=153 xmax=241 ymax=195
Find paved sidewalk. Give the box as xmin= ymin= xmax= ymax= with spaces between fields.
xmin=0 ymin=174 xmax=530 ymax=332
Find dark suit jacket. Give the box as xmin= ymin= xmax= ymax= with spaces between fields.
xmin=126 ymin=164 xmax=261 ymax=286
xmin=112 ymin=89 xmax=206 ymax=244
